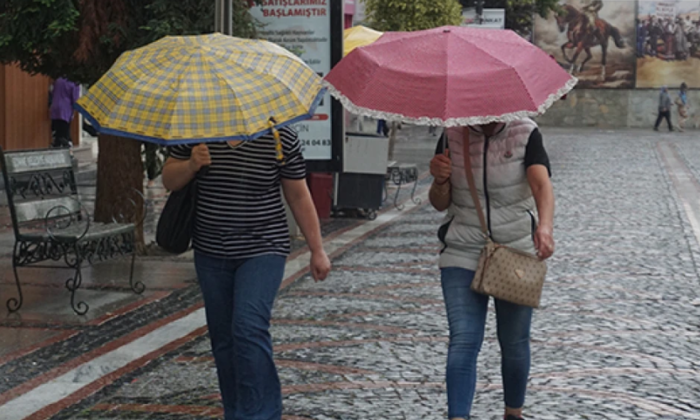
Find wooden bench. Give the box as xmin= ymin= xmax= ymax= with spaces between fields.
xmin=1 ymin=147 xmax=146 ymax=315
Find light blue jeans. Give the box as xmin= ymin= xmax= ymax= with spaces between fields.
xmin=195 ymin=252 xmax=286 ymax=420
xmin=441 ymin=268 xmax=533 ymax=419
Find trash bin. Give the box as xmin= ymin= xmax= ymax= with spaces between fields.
xmin=334 ymin=132 xmax=389 ymax=218
xmin=308 ymin=173 xmax=333 ymax=219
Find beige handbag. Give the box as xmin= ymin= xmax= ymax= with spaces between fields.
xmin=461 ymin=129 xmax=547 ymax=308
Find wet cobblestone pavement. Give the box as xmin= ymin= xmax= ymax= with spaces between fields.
xmin=2 ymin=128 xmax=700 ymax=419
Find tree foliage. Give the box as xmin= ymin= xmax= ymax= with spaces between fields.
xmin=362 ymin=0 xmax=464 ymax=32
xmin=0 ymin=0 xmax=260 ymax=251
xmin=459 ymin=0 xmax=560 ymax=37
xmin=0 ymin=0 xmax=258 ymax=85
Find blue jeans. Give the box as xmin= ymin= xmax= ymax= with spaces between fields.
xmin=377 ymin=119 xmax=387 ymax=135
xmin=441 ymin=268 xmax=533 ymax=419
xmin=195 ymin=252 xmax=286 ymax=420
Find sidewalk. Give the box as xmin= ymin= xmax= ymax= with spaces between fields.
xmin=2 ymin=128 xmax=700 ymax=419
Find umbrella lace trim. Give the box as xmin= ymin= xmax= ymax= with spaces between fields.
xmin=323 ymin=77 xmax=578 ymax=127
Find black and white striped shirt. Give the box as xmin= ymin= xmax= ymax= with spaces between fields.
xmin=169 ymin=127 xmax=306 ymax=259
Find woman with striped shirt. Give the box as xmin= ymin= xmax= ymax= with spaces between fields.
xmin=162 ymin=126 xmax=331 ymax=420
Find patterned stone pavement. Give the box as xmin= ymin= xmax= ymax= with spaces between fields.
xmin=2 ymin=128 xmax=700 ymax=419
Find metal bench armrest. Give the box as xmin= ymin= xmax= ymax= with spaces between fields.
xmin=44 ymin=196 xmax=91 ymax=242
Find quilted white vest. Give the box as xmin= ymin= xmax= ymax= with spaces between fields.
xmin=438 ymin=119 xmax=539 ymax=271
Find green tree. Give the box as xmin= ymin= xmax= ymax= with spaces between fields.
xmin=0 ymin=0 xmax=258 ymax=251
xmin=363 ymin=0 xmax=464 ymax=32
xmin=459 ymin=0 xmax=560 ymax=37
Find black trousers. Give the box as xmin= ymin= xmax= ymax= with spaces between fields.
xmin=654 ymin=110 xmax=673 ymax=131
xmin=51 ymin=119 xmax=72 ymax=147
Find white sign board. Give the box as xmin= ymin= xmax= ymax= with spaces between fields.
xmin=249 ymin=1 xmax=333 ymax=161
xmin=461 ymin=8 xmax=505 ymax=30
xmin=655 ymin=2 xmax=677 ymax=19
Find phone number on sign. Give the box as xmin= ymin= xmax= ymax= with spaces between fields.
xmin=301 ymin=139 xmax=331 ymax=147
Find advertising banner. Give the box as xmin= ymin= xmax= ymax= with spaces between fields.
xmin=250 ymin=0 xmax=333 ymax=160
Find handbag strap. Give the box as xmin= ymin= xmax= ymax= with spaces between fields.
xmin=461 ymin=128 xmax=490 ymax=237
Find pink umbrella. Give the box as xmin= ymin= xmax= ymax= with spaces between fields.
xmin=324 ymin=26 xmax=577 ymax=126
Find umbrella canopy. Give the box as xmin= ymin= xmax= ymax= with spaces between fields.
xmin=75 ymin=33 xmax=325 ymax=145
xmin=344 ymin=25 xmax=383 ymax=56
xmin=324 ymin=26 xmax=577 ymax=127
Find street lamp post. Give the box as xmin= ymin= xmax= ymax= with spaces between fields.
xmin=215 ymin=0 xmax=233 ymax=35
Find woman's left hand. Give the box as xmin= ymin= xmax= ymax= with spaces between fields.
xmin=534 ymin=225 xmax=555 ymax=260
xmin=310 ymin=250 xmax=331 ymax=282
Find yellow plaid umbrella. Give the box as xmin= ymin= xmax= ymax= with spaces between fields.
xmin=75 ymin=33 xmax=325 ymax=146
xmin=344 ymin=26 xmax=383 ymax=56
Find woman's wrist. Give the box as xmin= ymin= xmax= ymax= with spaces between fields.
xmin=310 ymin=246 xmax=326 ymax=255
xmin=187 ymin=158 xmax=201 ymax=175
xmin=538 ymin=221 xmax=553 ymax=232
xmin=431 ymin=181 xmax=450 ymax=196
xmin=434 ymin=177 xmax=450 ymax=186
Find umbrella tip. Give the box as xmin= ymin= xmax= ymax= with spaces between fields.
xmin=443 ymin=28 xmax=451 ymax=33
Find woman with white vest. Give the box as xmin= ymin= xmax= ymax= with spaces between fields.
xmin=429 ymin=119 xmax=555 ymax=420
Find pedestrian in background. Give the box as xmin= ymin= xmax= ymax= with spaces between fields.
xmin=49 ymin=78 xmax=80 ymax=148
xmin=377 ymin=119 xmax=388 ymax=136
xmin=429 ymin=119 xmax=555 ymax=420
xmin=676 ymin=82 xmax=690 ymax=132
xmin=654 ymin=86 xmax=673 ymax=132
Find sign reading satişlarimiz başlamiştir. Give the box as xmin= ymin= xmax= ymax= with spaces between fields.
xmin=249 ymin=0 xmax=333 ymax=161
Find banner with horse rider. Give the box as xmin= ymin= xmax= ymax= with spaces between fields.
xmin=636 ymin=0 xmax=700 ymax=88
xmin=534 ymin=0 xmax=636 ymax=89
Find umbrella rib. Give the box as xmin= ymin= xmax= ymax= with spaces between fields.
xmin=335 ymin=50 xmax=384 ymax=112
xmin=163 ymin=48 xmax=213 ymax=141
xmin=200 ymin=58 xmax=260 ymax=138
xmin=103 ymin=48 xmax=191 ymax=137
xmin=454 ymin=37 xmax=538 ymax=110
xmin=206 ymin=55 xmax=312 ymax=130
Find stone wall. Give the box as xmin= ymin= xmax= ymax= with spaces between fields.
xmin=536 ymin=89 xmax=700 ymax=129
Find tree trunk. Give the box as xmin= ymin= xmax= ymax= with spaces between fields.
xmin=94 ymin=135 xmax=146 ymax=253
xmin=387 ymin=122 xmax=398 ymax=162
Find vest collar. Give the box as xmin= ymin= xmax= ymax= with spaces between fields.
xmin=468 ymin=123 xmax=508 ymax=139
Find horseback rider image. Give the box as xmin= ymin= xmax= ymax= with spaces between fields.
xmin=582 ymin=0 xmax=604 ymax=37
xmin=554 ymin=0 xmax=625 ymax=81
